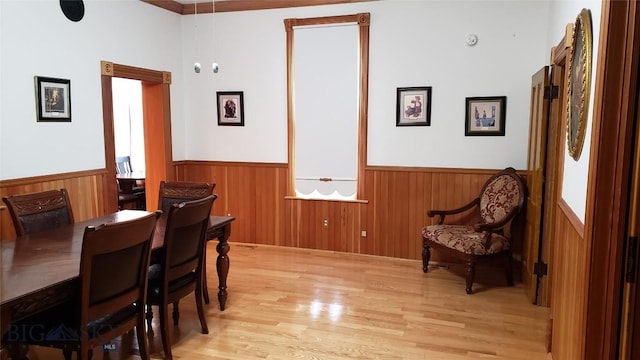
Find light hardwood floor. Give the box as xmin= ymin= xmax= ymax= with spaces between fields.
xmin=24 ymin=243 xmax=551 ymax=360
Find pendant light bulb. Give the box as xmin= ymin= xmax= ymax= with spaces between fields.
xmin=194 ymin=62 xmax=201 ymax=73
xmin=212 ymin=62 xmax=219 ymax=73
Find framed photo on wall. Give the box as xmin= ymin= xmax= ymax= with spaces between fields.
xmin=464 ymin=96 xmax=507 ymax=136
xmin=396 ymin=86 xmax=432 ymax=126
xmin=35 ymin=76 xmax=71 ymax=122
xmin=217 ymin=91 xmax=244 ymax=126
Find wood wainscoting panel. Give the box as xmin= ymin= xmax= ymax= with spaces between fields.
xmin=174 ymin=161 xmax=288 ymax=246
xmin=550 ymin=199 xmax=587 ymax=359
xmin=285 ymin=198 xmax=365 ymax=252
xmin=364 ymin=167 xmax=504 ymax=263
xmin=363 ymin=168 xmax=432 ymax=260
xmin=176 ymin=162 xmax=523 ymax=264
xmin=1 ymin=163 xmax=524 ymax=265
xmin=0 ymin=169 xmax=106 ymax=240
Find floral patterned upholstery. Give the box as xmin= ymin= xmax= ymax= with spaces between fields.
xmin=479 ymin=174 xmax=522 ymax=224
xmin=422 ymin=225 xmax=509 ymax=255
xmin=421 ymin=168 xmax=525 ymax=294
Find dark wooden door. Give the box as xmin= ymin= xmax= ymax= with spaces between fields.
xmin=523 ymin=66 xmax=551 ymax=304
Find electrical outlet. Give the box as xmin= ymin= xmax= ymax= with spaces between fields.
xmin=361 ymin=230 xmax=367 ymax=237
xmin=323 ymin=219 xmax=329 ymax=228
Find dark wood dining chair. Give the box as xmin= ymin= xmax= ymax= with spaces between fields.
xmin=2 ymin=188 xmax=74 ymax=236
xmin=116 ymin=155 xmax=146 ymax=205
xmin=146 ymin=195 xmax=216 ymax=360
xmin=157 ymin=180 xmax=216 ymax=304
xmin=4 ymin=210 xmax=161 ymax=360
xmin=118 ymin=178 xmax=146 ymax=210
xmin=157 ymin=181 xmax=215 ymax=213
xmin=421 ymin=167 xmax=526 ymax=294
xmin=115 ymin=155 xmax=134 ymax=175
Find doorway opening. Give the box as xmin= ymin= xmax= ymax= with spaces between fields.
xmin=100 ymin=61 xmax=174 ymax=214
xmin=113 ymin=78 xmax=145 ymax=174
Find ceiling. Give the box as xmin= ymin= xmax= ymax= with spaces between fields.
xmin=142 ymin=0 xmax=374 ymax=14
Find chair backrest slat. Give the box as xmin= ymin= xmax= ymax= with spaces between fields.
xmin=161 ymin=195 xmax=216 ymax=285
xmin=2 ymin=189 xmax=75 ymax=236
xmin=80 ymin=211 xmax=160 ymax=323
xmin=157 ymin=181 xmax=215 ymax=214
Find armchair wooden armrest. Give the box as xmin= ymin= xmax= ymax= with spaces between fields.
xmin=473 ymin=206 xmax=520 ymax=233
xmin=427 ymin=198 xmax=480 ymax=224
xmin=473 ymin=206 xmax=520 ymax=249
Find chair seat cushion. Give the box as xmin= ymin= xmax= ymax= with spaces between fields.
xmin=422 ymin=225 xmax=509 ymax=255
xmin=147 ymin=264 xmax=197 ymax=303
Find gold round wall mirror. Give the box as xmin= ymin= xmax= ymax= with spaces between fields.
xmin=566 ymin=8 xmax=593 ymax=161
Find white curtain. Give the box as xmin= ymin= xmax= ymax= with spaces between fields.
xmin=293 ymin=23 xmax=359 ymax=199
xmin=112 ymin=78 xmax=145 ymax=173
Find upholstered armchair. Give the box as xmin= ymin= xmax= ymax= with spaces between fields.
xmin=421 ymin=167 xmax=525 ymax=294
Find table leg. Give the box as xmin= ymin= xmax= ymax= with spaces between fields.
xmin=215 ymin=224 xmax=231 ymax=311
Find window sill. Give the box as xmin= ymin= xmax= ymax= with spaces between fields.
xmin=284 ymin=196 xmax=368 ymax=204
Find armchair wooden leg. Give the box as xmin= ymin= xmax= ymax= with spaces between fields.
xmin=422 ymin=242 xmax=431 ymax=273
xmin=465 ymin=260 xmax=475 ymax=294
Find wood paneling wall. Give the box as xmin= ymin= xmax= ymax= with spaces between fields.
xmin=551 ymin=199 xmax=587 ymax=359
xmin=0 ymin=163 xmax=522 ymax=266
xmin=286 ymin=198 xmax=366 ymax=252
xmin=0 ymin=169 xmax=106 ymax=240
xmin=176 ymin=162 xmax=517 ymax=264
xmin=174 ymin=161 xmax=289 ymax=246
xmin=363 ymin=167 xmax=498 ymax=261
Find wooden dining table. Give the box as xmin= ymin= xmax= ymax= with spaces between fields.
xmin=1 ymin=210 xmax=235 ymax=338
xmin=116 ymin=171 xmax=146 ymax=194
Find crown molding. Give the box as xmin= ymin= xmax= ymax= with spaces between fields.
xmin=141 ymin=0 xmax=376 ymax=15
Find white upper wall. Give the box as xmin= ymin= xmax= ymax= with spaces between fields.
xmin=0 ymin=0 xmax=183 ymax=180
xmin=180 ymin=1 xmax=551 ymax=169
xmin=545 ymin=0 xmax=602 ymax=222
xmin=4 ymin=0 xmax=597 ymax=209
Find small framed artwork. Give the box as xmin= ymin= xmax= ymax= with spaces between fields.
xmin=396 ymin=86 xmax=432 ymax=126
xmin=35 ymin=76 xmax=71 ymax=122
xmin=217 ymin=91 xmax=244 ymax=126
xmin=464 ymin=96 xmax=507 ymax=136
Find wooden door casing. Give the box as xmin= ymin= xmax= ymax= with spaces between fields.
xmin=100 ymin=61 xmax=174 ymax=214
